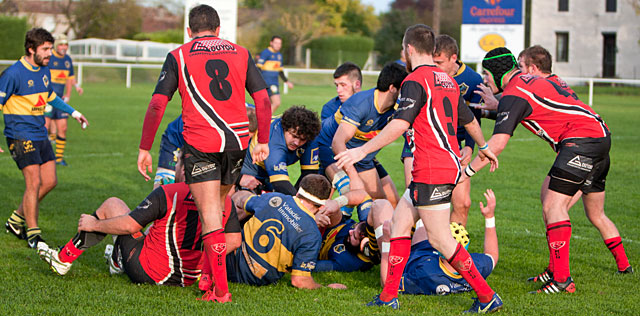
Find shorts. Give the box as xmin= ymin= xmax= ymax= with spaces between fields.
xmin=183 ymin=142 xmax=246 ymax=185
xmin=238 ymin=156 xmax=271 ymax=192
xmin=318 ymin=143 xmax=377 ymax=174
xmin=267 ymin=84 xmax=280 ymax=96
xmin=157 ymin=136 xmax=181 ymax=170
xmin=548 ymin=136 xmax=611 ymax=195
xmin=115 ymin=232 xmax=156 ymax=284
xmin=44 ymin=107 xmax=69 ymax=120
xmin=6 ymin=138 xmax=56 ymax=169
xmin=373 ymin=158 xmax=388 ymax=179
xmin=407 ymin=182 xmax=456 ymax=207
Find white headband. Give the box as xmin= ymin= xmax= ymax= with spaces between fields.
xmin=297 ymin=187 xmax=327 ymax=205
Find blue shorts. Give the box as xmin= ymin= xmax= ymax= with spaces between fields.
xmin=44 ymin=107 xmax=69 ymax=120
xmin=6 ymin=138 xmax=55 ymax=169
xmin=267 ymin=83 xmax=280 ymax=97
xmin=318 ymin=143 xmax=377 ymax=174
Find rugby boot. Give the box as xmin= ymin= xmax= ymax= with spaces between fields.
xmin=27 ymin=234 xmax=47 ymax=249
xmin=104 ymin=244 xmax=123 ymax=275
xmin=617 ymin=266 xmax=634 ymax=274
xmin=5 ymin=218 xmax=26 ymax=240
xmin=198 ymin=273 xmax=214 ymax=291
xmin=530 ymin=277 xmax=576 ymax=294
xmin=527 ymin=268 xmax=553 ymax=283
xmin=38 ymin=244 xmax=72 ymax=276
xmin=464 ymin=293 xmax=503 ymax=313
xmin=198 ymin=289 xmax=232 ymax=303
xmin=366 ymin=294 xmax=399 ymax=309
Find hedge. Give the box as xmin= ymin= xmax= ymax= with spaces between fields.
xmin=305 ymin=35 xmax=374 ymax=69
xmin=0 ymin=15 xmax=29 ymax=60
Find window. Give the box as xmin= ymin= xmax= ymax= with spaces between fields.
xmin=556 ymin=32 xmax=569 ymax=62
xmin=606 ymin=0 xmax=617 ymax=12
xmin=558 ymin=0 xmax=569 ymax=11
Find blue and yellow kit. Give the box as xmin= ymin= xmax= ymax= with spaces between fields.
xmin=320 ymin=96 xmax=342 ymax=121
xmin=48 ymin=51 xmax=75 ymax=96
xmin=316 ymin=88 xmax=394 ymax=170
xmin=315 ymin=219 xmax=374 ymax=272
xmin=241 ymin=117 xmax=319 ymax=190
xmin=256 ymin=47 xmax=283 ymax=87
xmin=227 ymin=193 xmax=321 ymax=286
xmin=0 ymin=57 xmax=57 ymax=141
xmin=400 ymin=240 xmax=494 ymax=295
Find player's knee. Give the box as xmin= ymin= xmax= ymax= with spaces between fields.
xmin=41 ymin=177 xmax=57 ymax=192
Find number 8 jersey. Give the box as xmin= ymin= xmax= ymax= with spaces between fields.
xmin=394 ymin=65 xmax=475 ymax=185
xmin=153 ymin=35 xmax=267 ymax=153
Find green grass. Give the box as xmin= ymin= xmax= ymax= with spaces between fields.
xmin=0 ymin=79 xmax=639 ymax=315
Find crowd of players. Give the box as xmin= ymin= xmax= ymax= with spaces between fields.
xmin=1 ymin=4 xmax=633 ymax=313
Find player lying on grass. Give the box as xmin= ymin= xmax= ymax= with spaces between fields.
xmin=38 ymin=154 xmax=242 ymax=287
xmin=396 ymin=189 xmax=498 ymax=295
xmin=239 ymin=106 xmax=321 ymax=195
xmin=212 ymin=174 xmax=346 ymax=294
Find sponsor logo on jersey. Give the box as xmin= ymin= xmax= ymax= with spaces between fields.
xmin=333 ymin=244 xmax=346 ymax=254
xmin=273 ymin=161 xmax=287 ymax=172
xmin=397 ymin=95 xmax=416 ymax=111
xmin=389 ymin=255 xmax=404 ymax=266
xmin=436 ymin=284 xmax=451 ymax=295
xmin=139 ymin=198 xmax=152 ymax=209
xmin=365 ymin=119 xmax=374 ymax=126
xmin=0 ymin=91 xmax=6 ymax=98
xmin=43 ymin=75 xmax=49 ymax=87
xmin=191 ymin=162 xmax=217 ymax=176
xmin=567 ymin=155 xmax=593 ymax=172
xmin=311 ymin=148 xmax=319 ymax=163
xmin=53 ymin=61 xmax=59 ymax=67
xmin=28 ymin=80 xmax=34 ymax=88
xmin=269 ymin=196 xmax=283 ymax=207
xmin=300 ymin=261 xmax=316 ymax=270
xmin=549 ymin=241 xmax=565 ymax=250
xmin=495 ymin=111 xmax=509 ymax=125
xmin=158 ymin=71 xmax=166 ymax=83
xmin=65 ymin=61 xmax=70 ymax=68
xmin=430 ymin=186 xmax=452 ymax=201
xmin=434 ymin=72 xmax=455 ymax=89
xmin=459 ymin=82 xmax=469 ymax=96
xmin=190 ymin=39 xmax=236 ymax=53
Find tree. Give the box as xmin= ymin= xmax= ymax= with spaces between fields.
xmin=374 ymin=9 xmax=417 ymax=65
xmin=277 ymin=4 xmax=334 ymax=65
xmin=70 ymin=0 xmax=142 ymax=39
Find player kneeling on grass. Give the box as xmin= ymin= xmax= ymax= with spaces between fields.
xmin=215 ymin=174 xmax=346 ymax=293
xmin=38 ymin=154 xmax=242 ymax=287
xmin=397 ymin=189 xmax=498 ymax=296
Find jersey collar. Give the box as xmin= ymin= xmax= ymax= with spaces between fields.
xmin=20 ymin=56 xmax=40 ymax=72
xmin=412 ymin=64 xmax=437 ymax=72
xmin=52 ymin=50 xmax=64 ymax=58
xmin=268 ymin=47 xmax=277 ymax=53
xmin=293 ymin=196 xmax=316 ymax=219
xmin=453 ymin=60 xmax=465 ymax=77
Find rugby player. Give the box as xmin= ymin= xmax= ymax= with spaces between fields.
xmin=335 ymin=24 xmax=502 ymax=313
xmin=256 ymin=35 xmax=294 ymax=112
xmin=138 ymin=5 xmax=271 ymax=303
xmin=44 ymin=34 xmax=84 ymax=166
xmin=238 ymin=105 xmax=320 ymax=195
xmin=316 ymin=62 xmax=407 ymax=221
xmin=462 ymin=47 xmax=632 ymax=294
xmin=213 ymin=174 xmax=346 ymax=292
xmin=2 ymin=28 xmax=88 ymax=249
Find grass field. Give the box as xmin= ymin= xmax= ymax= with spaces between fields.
xmin=0 ymin=76 xmax=639 ymax=315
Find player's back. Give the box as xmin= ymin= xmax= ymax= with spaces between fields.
xmin=168 ymin=36 xmax=254 ymax=153
xmin=405 ymin=65 xmax=463 ymax=184
xmin=503 ymin=73 xmax=609 ymax=148
xmin=546 ymin=74 xmax=578 ymax=99
xmin=234 ymin=193 xmax=321 ymax=285
xmin=320 ymin=96 xmax=342 ymax=121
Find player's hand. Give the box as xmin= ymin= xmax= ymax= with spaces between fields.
xmin=321 ymin=199 xmax=340 ymax=218
xmin=75 ymin=114 xmax=89 ymax=129
xmin=286 ymin=81 xmax=294 ymax=89
xmin=314 ymin=210 xmax=331 ymax=228
xmin=63 ymin=96 xmax=70 ymax=103
xmin=335 ymin=147 xmax=366 ymax=170
xmin=459 ymin=146 xmax=473 ymax=167
xmin=0 ymin=146 xmax=4 ymax=153
xmin=252 ymin=143 xmax=269 ymax=163
xmin=76 ymin=85 xmax=84 ymax=95
xmin=239 ymin=174 xmax=261 ymax=190
xmin=473 ymin=84 xmax=499 ymax=111
xmin=78 ymin=214 xmax=98 ymax=232
xmin=478 ymin=146 xmax=499 ymax=172
xmin=327 ymin=283 xmax=347 ymax=289
xmin=137 ymin=149 xmax=153 ymax=181
xmin=479 ymin=189 xmax=496 ymax=218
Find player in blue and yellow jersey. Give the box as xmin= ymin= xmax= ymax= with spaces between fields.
xmin=1 ymin=28 xmax=88 ymax=249
xmin=398 ymin=189 xmax=498 ymax=296
xmin=44 ymin=34 xmax=84 ymax=166
xmin=401 ymin=34 xmax=485 ymax=228
xmin=239 ymin=106 xmax=320 ymax=195
xmin=216 ymin=174 xmax=346 ymax=293
xmin=317 ymin=62 xmax=407 ymax=221
xmin=320 ymin=62 xmax=362 ymax=121
xmin=256 ymin=36 xmax=294 ymax=112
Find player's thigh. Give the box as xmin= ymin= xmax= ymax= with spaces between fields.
xmin=451 ymin=179 xmax=471 ymax=209
xmin=358 ymin=168 xmax=384 ymax=199
xmin=39 ymin=160 xmax=57 ymax=190
xmin=117 ymin=234 xmax=156 ymax=284
xmin=390 ymin=195 xmax=419 ymax=238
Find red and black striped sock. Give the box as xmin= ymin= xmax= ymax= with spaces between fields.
xmin=448 ymin=243 xmax=495 ymax=303
xmin=604 ymin=236 xmax=631 ymax=271
xmin=379 ymin=236 xmax=411 ymax=301
xmin=203 ymin=229 xmax=228 ymax=296
xmin=547 ymin=220 xmax=572 ymax=282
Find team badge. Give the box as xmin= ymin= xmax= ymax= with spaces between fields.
xmin=211 ymin=243 xmax=227 ymax=254
xmin=28 ymin=80 xmax=34 ymax=88
xmin=366 ymin=119 xmax=374 ymax=126
xmin=549 ymin=241 xmax=566 ymax=250
xmin=53 ymin=61 xmax=59 ymax=67
xmin=436 ymin=284 xmax=451 ymax=295
xmin=459 ymin=82 xmax=469 ymax=96
xmin=389 ymin=256 xmax=404 ymax=266
xmin=454 ymin=257 xmax=473 ymax=271
xmin=269 ymin=196 xmax=283 ymax=207
xmin=43 ymin=75 xmax=49 ymax=87
xmin=333 ymin=244 xmax=345 ymax=254
xmin=65 ymin=61 xmax=70 ymax=68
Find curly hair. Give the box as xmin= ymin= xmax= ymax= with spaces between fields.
xmin=280 ymin=105 xmax=321 ymax=142
xmin=24 ymin=28 xmax=54 ymax=56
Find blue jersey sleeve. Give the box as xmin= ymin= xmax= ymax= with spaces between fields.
xmin=256 ymin=49 xmax=269 ymax=68
xmin=0 ymin=68 xmax=18 ymax=107
xmin=68 ymin=57 xmax=75 ymax=78
xmin=339 ymin=98 xmax=367 ymax=127
xmin=264 ymin=138 xmax=291 ymax=183
xmin=300 ymin=140 xmax=319 ymax=171
xmin=243 ymin=194 xmax=262 ymax=215
xmin=320 ymin=97 xmax=341 ymax=121
xmin=291 ymin=232 xmax=321 ymax=276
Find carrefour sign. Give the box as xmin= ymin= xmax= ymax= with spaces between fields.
xmin=463 ymin=0 xmax=523 ymax=24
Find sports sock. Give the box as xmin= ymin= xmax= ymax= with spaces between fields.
xmin=203 ymin=229 xmax=228 ymax=296
xmin=55 ymin=136 xmax=66 ymax=162
xmin=26 ymin=227 xmax=41 ymax=241
xmin=547 ymin=220 xmax=572 ymax=282
xmin=546 ymin=229 xmax=554 ymax=272
xmin=7 ymin=210 xmax=25 ymax=227
xmin=356 ymin=195 xmax=373 ymax=221
xmin=380 ymin=236 xmax=411 ymax=301
xmin=448 ymin=243 xmax=495 ymax=303
xmin=604 ymin=236 xmax=631 ymax=271
xmin=49 ymin=133 xmax=56 ymax=143
xmin=364 ymin=222 xmax=379 ymax=254
xmin=59 ymin=213 xmax=106 ymax=263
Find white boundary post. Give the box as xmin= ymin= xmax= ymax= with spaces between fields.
xmin=126 ymin=64 xmax=132 ymax=88
xmin=283 ymin=69 xmax=289 ymax=94
xmin=588 ymin=78 xmax=594 ymax=106
xmin=77 ymin=63 xmax=83 ymax=86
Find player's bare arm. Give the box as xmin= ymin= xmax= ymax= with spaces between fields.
xmin=335 ymin=119 xmax=409 ymax=169
xmin=460 ymin=133 xmax=510 ymax=183
xmin=462 ymin=118 xmax=498 ymax=171
xmin=479 ymin=189 xmax=499 ymax=266
xmin=290 ymin=274 xmax=347 ymax=290
xmin=331 ymin=122 xmax=358 ymax=155
xmin=77 ymin=213 xmax=142 ymax=235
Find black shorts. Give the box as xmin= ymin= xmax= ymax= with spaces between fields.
xmin=373 ymin=158 xmax=389 ymax=179
xmin=408 ymin=182 xmax=455 ymax=207
xmin=6 ymin=138 xmax=55 ymax=169
xmin=115 ymin=232 xmax=156 ymax=284
xmin=548 ymin=136 xmax=611 ymax=195
xmin=183 ymin=142 xmax=246 ymax=185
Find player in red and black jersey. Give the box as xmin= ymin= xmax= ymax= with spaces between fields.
xmin=37 ymin=155 xmax=242 ymax=287
xmin=137 ymin=5 xmax=271 ymax=303
xmin=335 ymin=24 xmax=502 ymax=313
xmin=463 ymin=47 xmax=632 ymax=295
